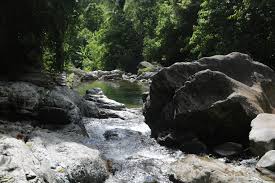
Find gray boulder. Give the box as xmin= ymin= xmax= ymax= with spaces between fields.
xmin=99 ymin=70 xmax=124 ymax=80
xmin=0 ymin=82 xmax=42 ymax=119
xmin=84 ymin=92 xmax=125 ymax=111
xmin=0 ymin=81 xmax=99 ymax=125
xmin=144 ymin=52 xmax=275 ymax=151
xmin=38 ymin=88 xmax=81 ymax=124
xmin=0 ymin=120 xmax=108 ymax=183
xmin=82 ymin=72 xmax=99 ymax=81
xmin=86 ymin=88 xmax=104 ymax=95
xmin=256 ymin=150 xmax=275 ymax=179
xmin=170 ymin=155 xmax=270 ymax=183
xmin=250 ymin=114 xmax=275 ymax=156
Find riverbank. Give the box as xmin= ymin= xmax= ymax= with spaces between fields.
xmin=1 ymin=53 xmax=275 ymax=182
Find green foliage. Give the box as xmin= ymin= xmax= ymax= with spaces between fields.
xmin=67 ymin=1 xmax=143 ymax=73
xmin=4 ymin=0 xmax=274 ymax=76
xmin=143 ymin=0 xmax=201 ymax=66
xmin=190 ymin=0 xmax=275 ymax=68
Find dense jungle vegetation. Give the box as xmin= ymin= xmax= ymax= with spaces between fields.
xmin=1 ymin=0 xmax=274 ymax=75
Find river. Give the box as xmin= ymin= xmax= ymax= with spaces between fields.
xmin=77 ymin=80 xmax=182 ymax=182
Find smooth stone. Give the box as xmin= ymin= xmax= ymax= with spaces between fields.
xmin=257 ymin=150 xmax=275 ymax=179
xmin=249 ymin=113 xmax=275 ymax=156
xmin=213 ymin=142 xmax=243 ymax=157
xmin=170 ymin=154 xmax=269 ymax=183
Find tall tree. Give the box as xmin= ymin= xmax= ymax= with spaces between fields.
xmin=143 ymin=0 xmax=201 ymax=66
xmin=190 ymin=0 xmax=275 ymax=68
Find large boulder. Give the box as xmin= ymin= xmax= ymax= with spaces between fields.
xmin=0 ymin=120 xmax=108 ymax=183
xmin=256 ymin=150 xmax=275 ymax=179
xmin=170 ymin=155 xmax=270 ymax=183
xmin=0 ymin=81 xmax=99 ymax=125
xmin=144 ymin=52 xmax=275 ymax=151
xmin=250 ymin=114 xmax=275 ymax=156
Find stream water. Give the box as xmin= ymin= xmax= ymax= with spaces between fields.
xmin=77 ymin=80 xmax=149 ymax=108
xmin=77 ymin=80 xmax=266 ymax=183
xmin=77 ymin=80 xmax=183 ymax=182
xmin=83 ymin=109 xmax=182 ymax=183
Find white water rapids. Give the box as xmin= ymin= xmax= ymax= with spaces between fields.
xmin=83 ymin=109 xmax=182 ymax=183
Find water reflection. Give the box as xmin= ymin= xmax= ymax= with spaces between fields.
xmin=77 ymin=80 xmax=149 ymax=108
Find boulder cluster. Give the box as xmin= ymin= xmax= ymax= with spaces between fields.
xmin=68 ymin=61 xmax=162 ymax=88
xmin=0 ymin=82 xmax=100 ymax=126
xmin=0 ymin=82 xmax=125 ymax=182
xmin=144 ymin=52 xmax=275 ymax=177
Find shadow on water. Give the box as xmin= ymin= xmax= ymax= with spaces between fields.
xmin=76 ymin=80 xmax=149 ymax=108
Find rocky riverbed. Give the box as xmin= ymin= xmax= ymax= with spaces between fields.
xmin=1 ymin=52 xmax=275 ymax=182
xmin=82 ymin=107 xmax=273 ymax=183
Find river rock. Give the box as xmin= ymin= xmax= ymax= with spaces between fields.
xmin=0 ymin=120 xmax=108 ymax=183
xmin=38 ymin=87 xmax=82 ymax=124
xmin=170 ymin=155 xmax=270 ymax=183
xmin=82 ymin=72 xmax=99 ymax=81
xmin=213 ymin=142 xmax=243 ymax=157
xmin=0 ymin=81 xmax=99 ymax=125
xmin=144 ymin=52 xmax=275 ymax=151
xmin=256 ymin=150 xmax=275 ymax=179
xmin=82 ymin=70 xmax=125 ymax=81
xmin=86 ymin=88 xmax=104 ymax=95
xmin=136 ymin=72 xmax=157 ymax=80
xmin=84 ymin=91 xmax=125 ymax=111
xmin=250 ymin=114 xmax=275 ymax=156
xmin=138 ymin=61 xmax=155 ymax=70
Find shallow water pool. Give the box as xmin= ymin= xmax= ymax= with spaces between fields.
xmin=76 ymin=80 xmax=149 ymax=108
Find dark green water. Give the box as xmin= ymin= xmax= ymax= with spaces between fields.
xmin=77 ymin=80 xmax=149 ymax=108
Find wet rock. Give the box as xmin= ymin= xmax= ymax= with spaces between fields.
xmin=82 ymin=70 xmax=125 ymax=81
xmin=122 ymin=73 xmax=137 ymax=82
xmin=213 ymin=142 xmax=243 ymax=157
xmin=0 ymin=120 xmax=108 ymax=183
xmin=38 ymin=88 xmax=81 ymax=124
xmin=256 ymin=150 xmax=275 ymax=179
xmin=86 ymin=87 xmax=104 ymax=95
xmin=0 ymin=81 xmax=101 ymax=129
xmin=80 ymin=100 xmax=100 ymax=118
xmin=136 ymin=72 xmax=157 ymax=80
xmin=144 ymin=52 xmax=275 ymax=151
xmin=157 ymin=132 xmax=177 ymax=148
xmin=98 ymin=110 xmax=123 ymax=119
xmin=82 ymin=72 xmax=99 ymax=81
xmin=180 ymin=140 xmax=207 ymax=154
xmin=170 ymin=155 xmax=269 ymax=183
xmin=250 ymin=113 xmax=275 ymax=156
xmin=85 ymin=92 xmax=125 ymax=110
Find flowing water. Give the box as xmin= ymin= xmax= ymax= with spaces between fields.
xmin=78 ymin=80 xmax=182 ymax=182
xmin=77 ymin=80 xmax=149 ymax=108
xmin=78 ymin=80 xmax=264 ymax=183
xmin=83 ymin=109 xmax=182 ymax=183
